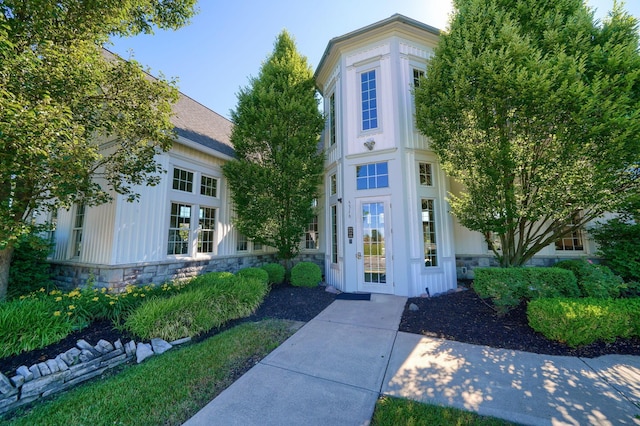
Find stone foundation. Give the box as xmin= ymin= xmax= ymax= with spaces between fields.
xmin=455 ymin=255 xmax=600 ymax=280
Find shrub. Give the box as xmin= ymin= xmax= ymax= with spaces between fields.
xmin=527 ymin=297 xmax=640 ymax=347
xmin=235 ymin=267 xmax=269 ymax=285
xmin=290 ymin=262 xmax=322 ymax=288
xmin=473 ymin=267 xmax=578 ymax=315
xmin=124 ymin=274 xmax=268 ymax=341
xmin=590 ymin=214 xmax=640 ymax=283
xmin=0 ymin=297 xmax=78 ymax=358
xmin=7 ymin=233 xmax=55 ymax=300
xmin=261 ymin=263 xmax=286 ymax=285
xmin=189 ymin=272 xmax=235 ymax=290
xmin=554 ymin=259 xmax=623 ymax=298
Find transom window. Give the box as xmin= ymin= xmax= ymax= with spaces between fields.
xmin=357 ymin=162 xmax=388 ymax=190
xmin=197 ymin=207 xmax=216 ymax=253
xmin=419 ymin=162 xmax=433 ymax=186
xmin=172 ymin=168 xmax=194 ymax=193
xmin=361 ymin=70 xmax=378 ymax=131
xmin=168 ymin=203 xmax=191 ymax=255
xmin=200 ymin=175 xmax=217 ymax=197
xmin=422 ymin=199 xmax=438 ymax=267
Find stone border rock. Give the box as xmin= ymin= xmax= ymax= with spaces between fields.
xmin=0 ymin=336 xmax=191 ymax=416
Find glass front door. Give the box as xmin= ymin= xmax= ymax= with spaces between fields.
xmin=357 ymin=198 xmax=393 ymax=293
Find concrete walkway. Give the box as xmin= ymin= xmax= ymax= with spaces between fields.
xmin=184 ymin=294 xmax=640 ymax=426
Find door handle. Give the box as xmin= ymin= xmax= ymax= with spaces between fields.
xmin=356 ymin=252 xmax=362 ymax=259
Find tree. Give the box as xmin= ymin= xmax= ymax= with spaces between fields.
xmin=223 ymin=31 xmax=325 ymax=266
xmin=415 ymin=0 xmax=640 ymax=267
xmin=0 ymin=1 xmax=197 ymax=300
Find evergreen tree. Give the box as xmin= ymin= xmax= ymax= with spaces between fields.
xmin=415 ymin=0 xmax=640 ymax=267
xmin=223 ymin=31 xmax=324 ymax=266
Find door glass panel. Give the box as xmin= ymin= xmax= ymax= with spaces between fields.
xmin=362 ymin=202 xmax=386 ymax=284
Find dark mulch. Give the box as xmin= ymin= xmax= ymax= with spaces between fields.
xmin=2 ymin=283 xmax=639 ymax=377
xmin=400 ymin=286 xmax=640 ymax=358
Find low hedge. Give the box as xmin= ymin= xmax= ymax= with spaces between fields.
xmin=527 ymin=297 xmax=640 ymax=347
xmin=261 ymin=263 xmax=286 ymax=285
xmin=235 ymin=267 xmax=269 ymax=285
xmin=473 ymin=267 xmax=579 ymax=315
xmin=290 ymin=262 xmax=322 ymax=288
xmin=554 ymin=259 xmax=623 ymax=298
xmin=124 ymin=273 xmax=268 ymax=341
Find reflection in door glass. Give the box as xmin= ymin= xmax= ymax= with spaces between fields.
xmin=362 ymin=202 xmax=386 ymax=284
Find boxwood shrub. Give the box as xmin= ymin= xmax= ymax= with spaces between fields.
xmin=261 ymin=263 xmax=286 ymax=285
xmin=554 ymin=259 xmax=623 ymax=298
xmin=473 ymin=267 xmax=579 ymax=315
xmin=290 ymin=262 xmax=322 ymax=288
xmin=527 ymin=297 xmax=640 ymax=347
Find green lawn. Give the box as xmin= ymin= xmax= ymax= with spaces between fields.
xmin=372 ymin=396 xmax=517 ymax=426
xmin=2 ymin=320 xmax=297 ymax=426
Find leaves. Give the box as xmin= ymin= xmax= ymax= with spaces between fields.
xmin=224 ymin=31 xmax=324 ymax=261
xmin=415 ymin=0 xmax=640 ymax=266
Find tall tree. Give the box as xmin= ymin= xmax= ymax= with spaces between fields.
xmin=415 ymin=0 xmax=640 ymax=267
xmin=223 ymin=30 xmax=324 ymax=266
xmin=0 ymin=0 xmax=197 ymax=300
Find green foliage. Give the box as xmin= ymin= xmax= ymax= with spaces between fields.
xmin=223 ymin=30 xmax=325 ymax=262
xmin=0 ymin=1 xmax=197 ymax=299
xmin=124 ymin=274 xmax=268 ymax=340
xmin=0 ymin=297 xmax=78 ymax=358
xmin=473 ymin=267 xmax=579 ymax=314
xmin=290 ymin=262 xmax=322 ymax=288
xmin=554 ymin=259 xmax=623 ymax=298
xmin=261 ymin=263 xmax=286 ymax=285
xmin=590 ymin=197 xmax=640 ymax=282
xmin=415 ymin=0 xmax=640 ymax=267
xmin=527 ymin=298 xmax=640 ymax=347
xmin=7 ymin=233 xmax=54 ymax=300
xmin=235 ymin=267 xmax=269 ymax=285
xmin=6 ymin=320 xmax=295 ymax=426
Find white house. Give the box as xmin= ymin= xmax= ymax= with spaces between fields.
xmin=48 ymin=15 xmax=596 ymax=295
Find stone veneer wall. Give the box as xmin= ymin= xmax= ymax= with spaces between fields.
xmin=49 ymin=252 xmax=327 ymax=291
xmin=455 ymin=255 xmax=600 ymax=280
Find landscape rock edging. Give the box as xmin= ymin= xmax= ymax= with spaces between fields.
xmin=0 ymin=335 xmax=191 ymax=416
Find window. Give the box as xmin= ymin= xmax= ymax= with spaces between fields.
xmin=357 ymin=162 xmax=389 ymax=190
xmin=71 ymin=205 xmax=85 ymax=258
xmin=253 ymin=242 xmax=263 ymax=251
xmin=305 ymin=215 xmax=319 ymax=249
xmin=168 ymin=203 xmax=191 ymax=255
xmin=422 ymin=199 xmax=438 ymax=267
xmin=329 ymin=93 xmax=336 ymax=146
xmin=197 ymin=207 xmax=215 ymax=254
xmin=419 ymin=162 xmax=433 ymax=186
xmin=485 ymin=232 xmax=502 ymax=252
xmin=172 ymin=168 xmax=194 ymax=193
xmin=555 ymin=213 xmax=584 ymax=251
xmin=331 ymin=205 xmax=338 ymax=263
xmin=361 ymin=70 xmax=378 ymax=131
xmin=200 ymin=175 xmax=217 ymax=197
xmin=413 ymin=68 xmax=425 ymax=88
xmin=237 ymin=233 xmax=248 ymax=252
xmin=330 ymin=174 xmax=337 ymax=196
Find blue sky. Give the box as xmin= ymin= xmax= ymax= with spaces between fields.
xmin=108 ymin=0 xmax=640 ymax=119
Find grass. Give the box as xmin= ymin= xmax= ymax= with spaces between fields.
xmin=372 ymin=396 xmax=517 ymax=426
xmin=3 ymin=320 xmax=296 ymax=426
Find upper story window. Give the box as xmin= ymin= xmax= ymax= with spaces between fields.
xmin=200 ymin=175 xmax=218 ymax=197
xmin=357 ymin=162 xmax=388 ymax=190
xmin=360 ymin=70 xmax=378 ymax=131
xmin=172 ymin=168 xmax=194 ymax=193
xmin=413 ymin=68 xmax=425 ymax=88
xmin=330 ymin=173 xmax=337 ymax=195
xmin=419 ymin=162 xmax=433 ymax=186
xmin=329 ymin=93 xmax=336 ymax=146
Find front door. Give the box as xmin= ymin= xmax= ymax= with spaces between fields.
xmin=356 ymin=197 xmax=393 ymax=294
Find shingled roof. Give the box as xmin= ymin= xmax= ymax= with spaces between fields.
xmin=171 ymin=93 xmax=235 ymax=158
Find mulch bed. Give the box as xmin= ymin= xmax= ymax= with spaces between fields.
xmin=2 ymin=283 xmax=639 ymax=377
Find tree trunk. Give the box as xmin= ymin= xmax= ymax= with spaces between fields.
xmin=0 ymin=246 xmax=15 ymax=301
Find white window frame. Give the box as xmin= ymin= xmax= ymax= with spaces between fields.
xmin=359 ymin=67 xmax=381 ymax=134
